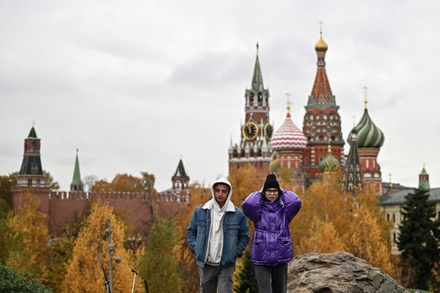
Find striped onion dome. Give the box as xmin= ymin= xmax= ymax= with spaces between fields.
xmin=271 ymin=102 xmax=308 ymax=151
xmin=348 ymin=99 xmax=384 ymax=148
xmin=319 ymin=144 xmax=340 ymax=172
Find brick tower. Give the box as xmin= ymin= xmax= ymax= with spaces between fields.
xmin=302 ymin=31 xmax=344 ymax=184
xmin=12 ymin=124 xmax=51 ymax=214
xmin=171 ymin=157 xmax=190 ymax=203
xmin=228 ymin=44 xmax=273 ymax=178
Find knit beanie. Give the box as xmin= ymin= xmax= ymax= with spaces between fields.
xmin=262 ymin=174 xmax=281 ymax=196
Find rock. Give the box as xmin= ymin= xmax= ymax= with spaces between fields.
xmin=287 ymin=252 xmax=408 ymax=293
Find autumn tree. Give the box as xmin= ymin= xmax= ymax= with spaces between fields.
xmin=61 ymin=202 xmax=139 ymax=293
xmin=43 ymin=170 xmax=60 ymax=190
xmin=343 ymin=203 xmax=394 ymax=275
xmin=137 ymin=213 xmax=184 ymax=293
xmin=140 ymin=172 xmax=157 ymax=194
xmin=228 ymin=164 xmax=261 ymax=206
xmin=300 ymin=216 xmax=346 ymax=253
xmin=292 ymin=173 xmax=396 ymax=277
xmin=0 ymin=173 xmax=16 ymax=208
xmin=45 ymin=204 xmax=93 ymax=292
xmin=173 ymin=182 xmax=210 ymax=292
xmin=91 ymin=172 xmax=156 ymax=193
xmin=5 ymin=191 xmax=50 ymax=285
xmin=397 ymin=188 xmax=440 ymax=290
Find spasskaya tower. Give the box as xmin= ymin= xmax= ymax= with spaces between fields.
xmin=228 ymin=44 xmax=273 ymax=177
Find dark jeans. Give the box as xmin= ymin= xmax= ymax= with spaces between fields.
xmin=199 ymin=264 xmax=235 ymax=293
xmin=254 ymin=263 xmax=288 ymax=293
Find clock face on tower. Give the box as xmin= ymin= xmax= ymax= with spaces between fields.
xmin=242 ymin=121 xmax=258 ymax=140
xmin=264 ymin=123 xmax=273 ymax=141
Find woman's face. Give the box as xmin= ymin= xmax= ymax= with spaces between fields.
xmin=265 ymin=188 xmax=279 ymax=202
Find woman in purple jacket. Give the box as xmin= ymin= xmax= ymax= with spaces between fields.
xmin=241 ymin=174 xmax=302 ymax=293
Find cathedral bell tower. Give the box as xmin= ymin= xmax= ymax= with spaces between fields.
xmin=229 ymin=44 xmax=273 ymax=177
xmin=302 ymin=30 xmax=344 ymax=183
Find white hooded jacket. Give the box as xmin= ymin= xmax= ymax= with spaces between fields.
xmin=202 ymin=178 xmax=235 ymax=265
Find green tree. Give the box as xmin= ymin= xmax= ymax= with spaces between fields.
xmin=0 ymin=261 xmax=51 ymax=293
xmin=397 ymin=188 xmax=440 ymax=290
xmin=137 ymin=213 xmax=184 ymax=293
xmin=234 ymin=249 xmax=258 ymax=293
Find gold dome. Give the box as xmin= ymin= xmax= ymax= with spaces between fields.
xmin=315 ymin=32 xmax=328 ymax=52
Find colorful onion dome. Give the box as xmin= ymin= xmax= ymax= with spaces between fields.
xmin=348 ymin=99 xmax=384 ymax=148
xmin=315 ymin=32 xmax=328 ymax=52
xmin=271 ymin=101 xmax=308 ymax=151
xmin=319 ymin=144 xmax=340 ymax=172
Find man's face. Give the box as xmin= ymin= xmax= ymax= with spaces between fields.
xmin=214 ymin=183 xmax=229 ymax=207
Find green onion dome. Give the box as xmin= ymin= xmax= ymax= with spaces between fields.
xmin=348 ymin=102 xmax=384 ymax=148
xmin=319 ymin=144 xmax=340 ymax=172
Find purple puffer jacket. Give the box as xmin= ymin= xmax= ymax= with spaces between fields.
xmin=242 ymin=190 xmax=302 ymax=266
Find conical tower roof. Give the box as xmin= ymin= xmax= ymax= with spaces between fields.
xmin=71 ymin=149 xmax=83 ymax=191
xmin=418 ymin=165 xmax=430 ymax=190
xmin=271 ymin=100 xmax=307 ymax=151
xmin=174 ymin=157 xmax=187 ymax=177
xmin=250 ymin=43 xmax=265 ymax=93
xmin=344 ymin=129 xmax=363 ymax=193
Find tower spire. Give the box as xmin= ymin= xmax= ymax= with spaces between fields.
xmin=251 ymin=42 xmax=264 ymax=92
xmin=71 ymin=149 xmax=83 ymax=191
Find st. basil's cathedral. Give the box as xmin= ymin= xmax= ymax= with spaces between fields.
xmin=228 ymin=31 xmax=385 ymax=196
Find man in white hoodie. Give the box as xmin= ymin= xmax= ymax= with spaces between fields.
xmin=187 ymin=178 xmax=250 ymax=293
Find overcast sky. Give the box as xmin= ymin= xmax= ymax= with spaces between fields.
xmin=1 ymin=0 xmax=439 ymax=192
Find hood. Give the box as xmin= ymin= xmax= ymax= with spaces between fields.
xmin=203 ymin=177 xmax=235 ymax=212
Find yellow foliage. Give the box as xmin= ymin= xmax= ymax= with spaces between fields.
xmin=6 ymin=190 xmax=50 ymax=283
xmin=228 ymin=164 xmax=262 ymax=208
xmin=61 ymin=202 xmax=142 ymax=293
xmin=300 ymin=216 xmax=346 ymax=253
xmin=292 ymin=173 xmax=396 ymax=277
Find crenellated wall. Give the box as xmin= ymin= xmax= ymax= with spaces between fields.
xmin=13 ymin=187 xmax=181 ymax=236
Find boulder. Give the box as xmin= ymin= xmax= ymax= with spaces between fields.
xmin=287 ymin=252 xmax=408 ymax=293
